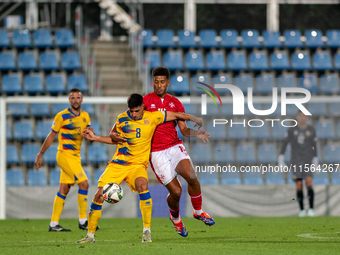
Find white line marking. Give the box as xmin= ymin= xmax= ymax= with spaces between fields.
xmin=298 ymin=232 xmax=340 ymax=239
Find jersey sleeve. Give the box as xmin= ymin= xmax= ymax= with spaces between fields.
xmin=151 ymin=111 xmax=167 ymax=126
xmin=51 ymin=113 xmax=63 ymax=133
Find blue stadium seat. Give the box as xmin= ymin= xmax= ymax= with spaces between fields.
xmin=206 ymin=52 xmax=226 ymax=71
xmin=18 ymin=52 xmax=38 ymax=71
xmin=205 ymin=104 xmax=221 ymax=117
xmin=330 ymin=103 xmax=340 ymax=117
xmin=0 ymin=30 xmax=10 ymax=47
xmin=24 ymin=74 xmax=44 ymax=94
xmin=213 ymin=144 xmax=234 ymax=163
xmin=169 ymin=74 xmax=190 ymax=94
xmin=283 ymin=30 xmax=303 ymax=48
xmin=313 ymin=52 xmax=333 ymax=71
xmin=82 ymin=104 xmax=94 ymax=116
xmin=234 ymin=74 xmax=253 ymax=93
xmin=264 ymin=103 xmax=280 ymax=117
xmin=55 ymin=29 xmax=75 ymax=48
xmin=249 ymin=122 xmax=271 ymax=140
xmin=46 ymin=74 xmax=66 ymax=94
xmin=12 ymin=30 xmax=32 ymax=48
xmin=30 ymin=103 xmax=50 ymax=117
xmin=277 ymin=75 xmax=296 ymax=89
xmin=236 ymin=144 xmax=256 ymax=164
xmin=80 ymin=149 xmax=87 ymax=164
xmin=266 ymin=171 xmax=285 ymax=184
xmin=228 ymin=52 xmax=248 ymax=71
xmin=323 ymin=145 xmax=340 ymax=163
xmin=36 ymin=120 xmax=53 ymax=140
xmin=61 ymin=52 xmax=81 ymax=70
xmin=320 ymin=74 xmax=339 ymax=94
xmin=156 ymin=29 xmax=176 ymax=48
xmin=40 ymin=51 xmax=59 ymax=71
xmin=228 ymin=125 xmax=248 ymax=140
xmin=184 ymin=52 xmax=205 ymax=71
xmin=220 ymin=29 xmax=239 ymax=49
xmin=262 ymin=30 xmax=282 ymax=49
xmin=326 ymin=30 xmax=340 ymax=49
xmin=241 ymin=29 xmax=261 ymax=48
xmin=333 ymin=53 xmax=340 ymax=71
xmin=316 ymin=120 xmax=336 ymax=140
xmin=299 ymin=74 xmax=319 ymax=93
xmin=6 ymin=169 xmax=25 ymax=186
xmin=141 ymin=29 xmax=154 ymax=48
xmin=146 ymin=51 xmax=161 ymax=70
xmin=83 ymin=168 xmax=93 ymax=185
xmin=207 ymin=122 xmax=226 ymax=140
xmin=191 ymin=75 xmax=211 ymax=95
xmin=163 ymin=51 xmax=183 ymax=71
xmin=199 ymin=171 xmax=219 ymax=185
xmin=331 ymin=171 xmax=340 ymax=184
xmin=221 ymin=171 xmax=241 ymax=185
xmin=88 ymin=144 xmax=108 ymax=164
xmin=14 ymin=120 xmax=34 ymax=140
xmin=305 ymin=30 xmax=324 ymax=49
xmin=291 ymin=52 xmax=312 ymax=71
xmin=8 ymin=103 xmax=28 ymax=117
xmin=51 ymin=103 xmax=69 ymax=115
xmin=5 ymin=122 xmax=13 ymax=140
xmin=270 ymin=52 xmax=290 ymax=70
xmin=68 ymin=74 xmax=87 ymax=92
xmin=249 ymin=52 xmax=269 ymax=71
xmin=91 ymin=121 xmax=101 ymax=136
xmin=258 ymin=144 xmax=277 ymax=163
xmin=213 ymin=75 xmax=232 ymax=96
xmin=313 ymin=171 xmax=329 ymax=185
xmin=199 ymin=29 xmax=218 ymax=48
xmin=2 ymin=74 xmax=22 ymax=94
xmin=244 ymin=103 xmax=262 ymax=116
xmin=183 ymin=104 xmax=198 ymax=115
xmin=178 ymin=30 xmax=197 ymax=48
xmin=21 ymin=144 xmax=40 ymax=164
xmin=43 ymin=144 xmax=58 ymax=164
xmin=243 ymin=172 xmax=263 ymax=185
xmin=286 ymin=104 xmax=299 ymax=116
xmin=33 ymin=29 xmax=53 ymax=48
xmin=191 ymin=144 xmax=212 ymax=164
xmin=27 ymin=169 xmax=47 ymax=186
xmin=49 ymin=169 xmax=60 ymax=186
xmin=94 ymin=169 xmax=105 ymax=182
xmin=6 ymin=145 xmax=19 ymax=165
xmin=255 ymin=74 xmax=275 ymax=94
xmin=307 ymin=103 xmax=327 ymax=117
xmin=271 ymin=122 xmax=288 ymax=140
xmin=0 ymin=52 xmax=16 ymax=71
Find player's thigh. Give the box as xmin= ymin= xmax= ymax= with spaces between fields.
xmin=57 ymin=151 xmax=87 ymax=184
xmin=171 ymin=144 xmax=195 ymax=180
xmin=150 ymin=150 xmax=176 ymax=186
xmin=125 ymin=165 xmax=149 ymax=192
xmin=305 ymin=177 xmax=313 ymax=187
xmin=98 ymin=163 xmax=127 ymax=188
xmin=175 ymin=159 xmax=197 ymax=182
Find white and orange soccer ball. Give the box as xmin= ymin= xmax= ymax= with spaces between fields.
xmin=102 ymin=183 xmax=123 ymax=204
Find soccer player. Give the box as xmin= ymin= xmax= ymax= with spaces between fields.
xmin=35 ymin=88 xmax=95 ymax=231
xmin=77 ymin=93 xmax=206 ymax=243
xmin=143 ymin=67 xmax=215 ymax=236
xmin=278 ymin=110 xmax=318 ymax=217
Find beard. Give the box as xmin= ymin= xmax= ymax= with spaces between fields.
xmin=72 ymin=104 xmax=81 ymax=110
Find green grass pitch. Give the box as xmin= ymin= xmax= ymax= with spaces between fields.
xmin=1 ymin=217 xmax=339 ymax=255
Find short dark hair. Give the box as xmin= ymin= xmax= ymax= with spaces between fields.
xmin=152 ymin=66 xmax=170 ymax=80
xmin=69 ymin=88 xmax=82 ymax=94
xmin=127 ymin=93 xmax=143 ymax=109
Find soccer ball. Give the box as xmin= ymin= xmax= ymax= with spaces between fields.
xmin=102 ymin=183 xmax=123 ymax=204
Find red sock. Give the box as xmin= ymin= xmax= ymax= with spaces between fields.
xmin=190 ymin=192 xmax=202 ymax=211
xmin=169 ymin=206 xmax=180 ymax=218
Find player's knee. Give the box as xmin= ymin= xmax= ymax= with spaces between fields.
xmin=78 ymin=180 xmax=89 ymax=190
xmin=137 ymin=183 xmax=148 ymax=193
xmin=187 ymin=177 xmax=199 ymax=187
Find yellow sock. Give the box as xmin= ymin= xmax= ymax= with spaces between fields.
xmin=51 ymin=192 xmax=66 ymax=222
xmin=78 ymin=189 xmax=88 ymax=220
xmin=139 ymin=190 xmax=152 ymax=228
xmin=88 ymin=200 xmax=103 ymax=233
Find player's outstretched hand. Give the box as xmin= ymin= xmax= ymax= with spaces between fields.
xmin=109 ymin=132 xmax=127 ymax=144
xmin=34 ymin=154 xmax=42 ymax=171
xmin=196 ymin=129 xmax=210 ymax=143
xmin=83 ymin=129 xmax=96 ymax=142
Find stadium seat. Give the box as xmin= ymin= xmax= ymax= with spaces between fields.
xmin=213 ymin=75 xmax=232 ymax=95
xmin=33 ymin=29 xmax=53 ymax=48
xmin=191 ymin=144 xmax=212 ymax=164
xmin=18 ymin=52 xmax=38 ymax=71
xmin=182 ymin=104 xmax=198 ymax=115
xmin=213 ymin=144 xmax=234 ymax=163
xmin=6 ymin=145 xmax=19 ymax=165
xmin=91 ymin=121 xmax=101 ymax=136
xmin=94 ymin=169 xmax=105 ymax=182
xmin=264 ymin=103 xmax=280 ymax=117
xmin=205 ymin=103 xmax=221 ymax=117
xmin=27 ymin=169 xmax=48 ymax=186
xmin=146 ymin=51 xmax=161 ymax=70
xmin=277 ymin=75 xmax=296 ymax=89
xmin=55 ymin=29 xmax=75 ymax=48
xmin=169 ymin=74 xmax=190 ymax=94
xmin=2 ymin=74 xmax=22 ymax=94
xmin=220 ymin=29 xmax=239 ymax=49
xmin=291 ymin=52 xmax=312 ymax=71
xmin=283 ymin=30 xmax=303 ymax=48
xmin=220 ymin=103 xmax=233 ymax=117
xmin=236 ymin=144 xmax=256 ymax=164
xmin=199 ymin=170 xmax=219 ymax=185
xmin=329 ymin=103 xmax=340 ymax=117
xmin=315 ymin=120 xmax=335 ymax=140
xmin=270 ymin=52 xmax=290 ymax=70
xmin=8 ymin=103 xmax=28 ymax=117
xmin=6 ymin=169 xmax=25 ymax=186
xmin=40 ymin=51 xmax=59 ymax=71
xmin=21 ymin=144 xmax=40 ymax=164
xmin=163 ymin=51 xmax=183 ymax=71
xmin=249 ymin=122 xmax=271 ymax=140
xmin=178 ymin=30 xmax=197 ymax=48
xmin=257 ymin=144 xmax=277 ymax=163
xmin=24 ymin=74 xmax=44 ymax=94
xmin=30 ymin=103 xmax=50 ymax=117
xmin=241 ymin=29 xmax=261 ymax=48
xmin=320 ymin=74 xmax=339 ymax=94
xmin=0 ymin=30 xmax=10 ymax=48
xmin=331 ymin=171 xmax=340 ymax=184
xmin=88 ymin=144 xmax=108 ymax=164
xmin=307 ymin=103 xmax=327 ymax=117
xmin=221 ymin=171 xmax=241 ymax=185
xmin=333 ymin=53 xmax=340 ymax=71
xmin=206 ymin=52 xmax=227 ymax=71
xmin=82 ymin=104 xmax=94 ymax=116
xmin=36 ymin=120 xmax=53 ymax=140
xmin=68 ymin=74 xmax=87 ymax=92
xmin=46 ymin=74 xmax=66 ymax=94
xmin=43 ymin=143 xmax=58 ymax=165
xmin=244 ymin=103 xmax=261 ymax=116
xmin=326 ymin=29 xmax=340 ymax=49
xmin=228 ymin=124 xmax=248 ymax=140
xmin=5 ymin=122 xmax=13 ymax=140
xmin=61 ymin=52 xmax=81 ymax=70
xmin=243 ymin=172 xmax=263 ymax=185
xmin=228 ymin=52 xmax=248 ymax=71
xmin=313 ymin=170 xmax=329 ymax=185
xmin=199 ymin=29 xmax=219 ymax=48
xmin=299 ymin=74 xmax=319 ymax=93
xmin=49 ymin=169 xmax=60 ymax=186
xmin=312 ymin=52 xmax=333 ymax=71
xmin=51 ymin=103 xmax=69 ymax=115
xmin=271 ymin=122 xmax=289 ymax=140
xmin=323 ymin=145 xmax=340 ymax=163
xmin=255 ymin=74 xmax=275 ymax=94
xmin=12 ymin=30 xmax=32 ymax=48
xmin=234 ymin=74 xmax=253 ymax=93
xmin=83 ymin=168 xmax=93 ymax=185
xmin=305 ymin=30 xmax=324 ymax=49
xmin=266 ymin=171 xmax=285 ymax=184
xmin=184 ymin=52 xmax=205 ymax=71
xmin=191 ymin=75 xmax=211 ymax=95
xmin=0 ymin=52 xmax=16 ymax=71
xmin=14 ymin=120 xmax=34 ymax=140
xmin=286 ymin=104 xmax=299 ymax=116
xmin=249 ymin=52 xmax=269 ymax=71
xmin=206 ymin=122 xmax=226 ymax=140
xmin=80 ymin=149 xmax=87 ymax=164
xmin=156 ymin=29 xmax=176 ymax=48
xmin=141 ymin=29 xmax=154 ymax=48
xmin=262 ymin=30 xmax=282 ymax=49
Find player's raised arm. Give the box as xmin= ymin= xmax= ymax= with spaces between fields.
xmin=177 ymin=120 xmax=210 ymax=143
xmin=166 ymin=111 xmax=203 ymax=128
xmin=83 ymin=129 xmax=118 ymax=145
